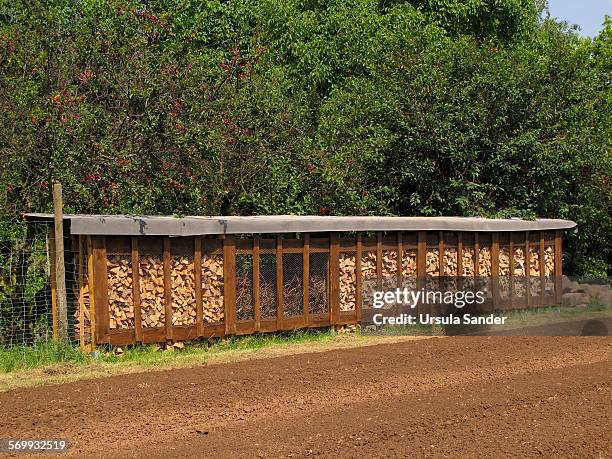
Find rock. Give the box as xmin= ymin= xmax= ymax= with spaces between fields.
xmin=561 ymin=292 xmax=590 ymax=308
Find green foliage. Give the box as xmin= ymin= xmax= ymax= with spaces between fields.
xmin=0 ymin=0 xmax=609 ymax=275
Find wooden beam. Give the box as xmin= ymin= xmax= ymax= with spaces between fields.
xmin=539 ymin=231 xmax=545 ymax=306
xmin=92 ymin=236 xmax=109 ymax=344
xmin=356 ymin=233 xmax=362 ymax=324
xmin=555 ymin=230 xmax=563 ymax=305
xmin=525 ymin=232 xmax=531 ymax=308
xmin=509 ymin=234 xmax=514 ymax=310
xmin=223 ymin=235 xmax=237 ymax=335
xmin=491 ymin=233 xmax=500 ymax=311
xmin=376 ymin=232 xmax=383 ymax=291
xmin=194 ymin=237 xmax=203 ymax=337
xmin=163 ymin=237 xmax=173 ymax=341
xmin=329 ymin=233 xmax=340 ymax=325
xmin=52 ymin=183 xmax=68 ymax=340
xmin=253 ymin=236 xmax=260 ymax=332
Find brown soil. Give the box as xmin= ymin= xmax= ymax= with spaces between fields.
xmin=0 ymin=337 xmax=610 ymax=458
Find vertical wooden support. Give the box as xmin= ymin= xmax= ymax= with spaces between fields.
xmin=397 ymin=233 xmax=403 ymax=288
xmin=417 ymin=231 xmax=426 ymax=314
xmin=77 ymin=236 xmax=86 ymax=349
xmin=52 ymin=183 xmax=68 ymax=340
xmin=491 ymin=233 xmax=500 ymax=311
xmin=539 ymin=231 xmax=545 ymax=305
xmin=474 ymin=233 xmax=480 ymax=277
xmin=276 ymin=235 xmax=283 ymax=328
xmin=303 ymin=234 xmax=310 ymax=320
xmin=329 ymin=233 xmax=340 ymax=325
xmin=49 ymin=227 xmax=58 ymax=339
xmin=163 ymin=237 xmax=173 ymax=341
xmin=356 ymin=233 xmax=363 ymax=323
xmin=92 ymin=236 xmax=109 ymax=344
xmin=509 ymin=234 xmax=514 ymax=310
xmin=525 ymin=232 xmax=531 ymax=308
xmin=253 ymin=235 xmax=260 ymax=331
xmin=194 ymin=238 xmax=203 ymax=337
xmin=376 ymin=232 xmax=383 ymax=291
xmin=554 ymin=230 xmax=563 ymax=305
xmin=223 ymin=235 xmax=237 ymax=335
xmin=86 ymin=237 xmax=96 ymax=351
xmin=438 ymin=231 xmax=445 ymax=277
xmin=131 ymin=237 xmax=142 ymax=342
xmin=457 ymin=233 xmax=463 ymax=277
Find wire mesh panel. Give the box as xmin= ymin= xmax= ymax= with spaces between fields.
xmin=309 ymin=252 xmax=328 ymax=314
xmin=259 ymin=252 xmax=277 ymax=319
xmin=201 ymin=252 xmax=224 ymax=324
xmin=283 ymin=253 xmax=303 ymax=316
xmin=339 ymin=252 xmax=357 ymax=311
xmin=236 ymin=254 xmax=254 ymax=321
xmin=72 ymin=238 xmax=91 ymax=345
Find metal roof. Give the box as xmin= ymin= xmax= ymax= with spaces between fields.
xmin=24 ymin=214 xmax=578 ymax=236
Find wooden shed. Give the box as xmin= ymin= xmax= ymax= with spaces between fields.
xmin=26 ymin=214 xmax=576 ymax=348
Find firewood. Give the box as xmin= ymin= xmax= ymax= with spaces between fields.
xmin=139 ymin=256 xmax=165 ymax=328
xmin=107 ymin=255 xmax=135 ymax=330
xmin=171 ymin=256 xmax=196 ymax=326
xmin=339 ymin=253 xmax=356 ymax=311
xmin=202 ymin=254 xmax=224 ymax=323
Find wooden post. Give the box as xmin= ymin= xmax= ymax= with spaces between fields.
xmin=356 ymin=233 xmax=362 ymax=323
xmin=194 ymin=238 xmax=203 ymax=337
xmin=163 ymin=237 xmax=173 ymax=341
xmin=417 ymin=231 xmax=426 ymax=314
xmin=525 ymin=232 xmax=531 ymax=308
xmin=276 ymin=235 xmax=283 ymax=328
xmin=457 ymin=233 xmax=463 ymax=289
xmin=539 ymin=231 xmax=545 ymax=305
xmin=87 ymin=236 xmax=97 ymax=351
xmin=329 ymin=233 xmax=340 ymax=325
xmin=554 ymin=230 xmax=563 ymax=305
xmin=92 ymin=236 xmax=109 ymax=344
xmin=253 ymin=236 xmax=260 ymax=331
xmin=509 ymin=235 xmax=514 ymax=310
xmin=376 ymin=232 xmax=383 ymax=291
xmin=303 ymin=234 xmax=310 ymax=320
xmin=223 ymin=235 xmax=237 ymax=335
xmin=397 ymin=233 xmax=403 ymax=288
xmin=52 ymin=183 xmax=68 ymax=340
xmin=491 ymin=233 xmax=500 ymax=311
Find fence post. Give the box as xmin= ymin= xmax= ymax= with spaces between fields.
xmin=52 ymin=183 xmax=68 ymax=341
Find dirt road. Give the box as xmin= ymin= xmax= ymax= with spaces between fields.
xmin=1 ymin=337 xmax=610 ymax=458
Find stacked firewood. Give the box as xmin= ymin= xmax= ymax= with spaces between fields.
xmin=426 ymin=250 xmax=439 ymax=276
xmin=544 ymin=246 xmax=554 ymax=276
xmin=202 ymin=254 xmax=224 ymax=323
xmin=529 ymin=249 xmax=540 ymax=276
xmin=381 ymin=250 xmax=398 ymax=277
xmin=171 ymin=256 xmax=196 ymax=326
xmin=107 ymin=255 xmax=134 ymax=329
xmin=401 ymin=249 xmax=417 ymax=276
xmin=361 ymin=252 xmax=377 ymax=278
xmin=513 ymin=248 xmax=526 ymax=296
xmin=443 ymin=249 xmax=458 ymax=276
xmin=461 ymin=248 xmax=475 ymax=276
xmin=339 ymin=253 xmax=357 ymax=311
xmin=478 ymin=247 xmax=492 ymax=276
xmin=72 ymin=279 xmax=92 ymax=343
xmin=139 ymin=256 xmax=165 ymax=328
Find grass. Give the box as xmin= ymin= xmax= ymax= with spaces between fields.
xmin=0 ymin=338 xmax=89 ymax=373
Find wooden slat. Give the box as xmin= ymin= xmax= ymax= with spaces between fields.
xmin=163 ymin=237 xmax=173 ymax=341
xmin=457 ymin=233 xmax=463 ymax=277
xmin=509 ymin=234 xmax=514 ymax=310
xmin=223 ymin=235 xmax=237 ymax=335
xmin=438 ymin=231 xmax=445 ymax=315
xmin=303 ymin=234 xmax=310 ymax=320
xmin=87 ymin=236 xmax=96 ymax=351
xmin=376 ymin=232 xmax=383 ymax=291
xmin=438 ymin=231 xmax=445 ymax=277
xmin=417 ymin=231 xmax=426 ymax=314
xmin=525 ymin=232 xmax=531 ymax=308
xmin=555 ymin=230 xmax=563 ymax=305
xmin=77 ymin=235 xmax=85 ymax=349
xmin=194 ymin=237 xmax=203 ymax=337
xmin=131 ymin=237 xmax=143 ymax=343
xmin=329 ymin=233 xmax=340 ymax=325
xmin=491 ymin=233 xmax=500 ymax=311
xmin=474 ymin=233 xmax=480 ymax=277
xmin=253 ymin=235 xmax=261 ymax=332
xmin=92 ymin=236 xmax=109 ymax=344
xmin=276 ymin=235 xmax=283 ymax=329
xmin=397 ymin=233 xmax=403 ymax=287
xmin=539 ymin=231 xmax=545 ymax=305
xmin=356 ymin=233 xmax=362 ymax=323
